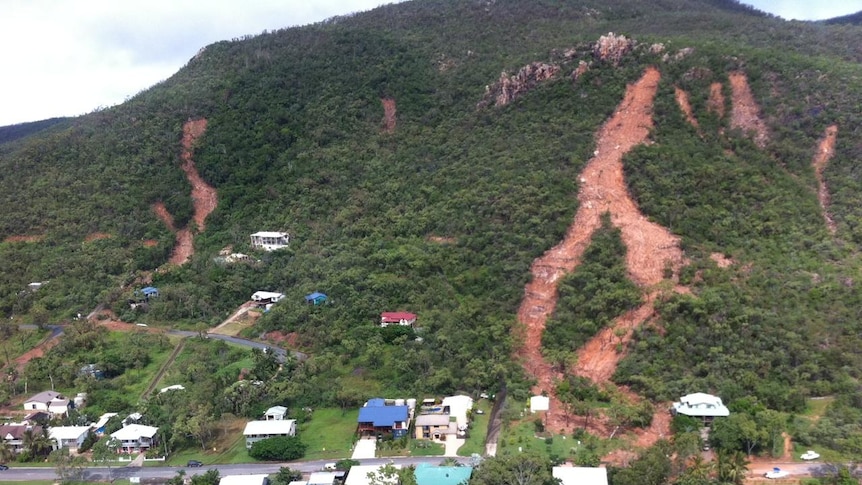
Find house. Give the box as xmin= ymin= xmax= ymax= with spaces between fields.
xmin=110 ymin=424 xmax=158 ymax=453
xmin=48 ymin=426 xmax=91 ymax=451
xmin=442 ymin=395 xmax=474 ymax=427
xmin=23 ymin=391 xmax=72 ymax=416
xmin=91 ymin=413 xmax=118 ymax=436
xmin=0 ymin=424 xmax=42 ymax=454
xmin=305 ymin=292 xmax=328 ymax=305
xmin=380 ymin=312 xmax=417 ymax=327
xmin=345 ymin=464 xmax=402 ymax=485
xmin=308 ymin=472 xmax=344 ymax=485
xmin=243 ymin=419 xmax=297 ymax=449
xmin=220 ymin=475 xmax=270 ymax=485
xmin=414 ymin=414 xmax=453 ymax=440
xmin=414 ymin=463 xmax=473 ymax=485
xmin=79 ymin=364 xmax=105 ymax=380
xmin=264 ymin=406 xmax=288 ymax=421
xmin=553 ymin=466 xmax=608 ymax=485
xmin=252 ymin=291 xmax=285 ymax=304
xmin=250 ymin=231 xmax=290 ymax=251
xmin=672 ymin=393 xmax=730 ymax=424
xmin=530 ymin=395 xmax=550 ymax=413
xmin=135 ymin=286 xmax=159 ymax=299
xmin=159 ymin=384 xmax=185 ymax=393
xmin=357 ymin=399 xmax=410 ymax=438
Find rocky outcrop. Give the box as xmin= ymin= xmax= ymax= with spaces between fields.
xmin=593 ymin=32 xmax=635 ymax=65
xmin=480 ymin=62 xmax=560 ymax=108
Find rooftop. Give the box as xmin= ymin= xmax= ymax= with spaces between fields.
xmin=414 ymin=463 xmax=473 ymax=485
xmin=243 ymin=419 xmax=296 ymax=435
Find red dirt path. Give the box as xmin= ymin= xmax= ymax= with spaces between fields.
xmin=381 ymin=98 xmax=397 ymax=134
xmin=812 ymin=125 xmax=838 ymax=234
xmin=3 ymin=235 xmax=44 ymax=243
xmin=707 ymin=82 xmax=725 ymax=119
xmin=515 ymin=67 xmax=685 ymax=446
xmin=729 ymin=72 xmax=768 ymax=148
xmin=674 ymin=86 xmax=700 ymax=129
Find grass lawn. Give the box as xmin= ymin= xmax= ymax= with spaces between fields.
xmin=300 ymin=408 xmax=360 ymax=460
xmin=165 ymin=416 xmax=251 ymax=466
xmin=0 ymin=327 xmax=49 ymax=366
xmin=410 ymin=440 xmax=445 ymax=456
xmin=458 ymin=399 xmax=491 ymax=456
xmin=803 ymin=396 xmax=834 ymax=420
xmin=496 ymin=416 xmax=619 ymax=461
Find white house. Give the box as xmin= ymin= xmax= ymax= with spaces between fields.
xmin=442 ymin=395 xmax=474 ymax=427
xmin=530 ymin=395 xmax=550 ymax=413
xmin=345 ymin=464 xmax=402 ymax=485
xmin=110 ymin=424 xmax=158 ymax=453
xmin=91 ymin=413 xmax=118 ymax=436
xmin=243 ymin=419 xmax=296 ymax=449
xmin=264 ymin=406 xmax=288 ymax=421
xmin=308 ymin=472 xmax=342 ymax=485
xmin=220 ymin=475 xmax=270 ymax=485
xmin=251 ymin=291 xmax=285 ymax=303
xmin=672 ymin=393 xmax=730 ymax=423
xmin=553 ymin=466 xmax=608 ymax=485
xmin=250 ymin=231 xmax=290 ymax=251
xmin=49 ymin=426 xmax=91 ymax=451
xmin=0 ymin=424 xmax=42 ymax=454
xmin=23 ymin=391 xmax=71 ymax=416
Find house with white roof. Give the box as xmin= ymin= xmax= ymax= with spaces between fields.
xmin=220 ymin=475 xmax=270 ymax=485
xmin=49 ymin=426 xmax=91 ymax=451
xmin=264 ymin=406 xmax=288 ymax=421
xmin=442 ymin=395 xmax=474 ymax=427
xmin=345 ymin=464 xmax=402 ymax=485
xmin=250 ymin=231 xmax=290 ymax=251
xmin=243 ymin=419 xmax=296 ymax=449
xmin=530 ymin=395 xmax=550 ymax=413
xmin=672 ymin=392 xmax=730 ymax=424
xmin=110 ymin=424 xmax=158 ymax=453
xmin=553 ymin=466 xmax=608 ymax=485
xmin=23 ymin=391 xmax=72 ymax=416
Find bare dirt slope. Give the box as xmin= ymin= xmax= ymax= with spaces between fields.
xmin=516 ymin=67 xmax=685 ymax=442
xmin=381 ymin=98 xmax=397 ymax=133
xmin=708 ymin=82 xmax=725 ymax=119
xmin=675 ymin=86 xmax=700 ymax=129
xmin=728 ymin=72 xmax=768 ymax=147
xmin=812 ymin=125 xmax=838 ymax=234
xmin=152 ymin=119 xmax=217 ymax=266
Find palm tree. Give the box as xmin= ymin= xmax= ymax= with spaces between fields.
xmin=0 ymin=439 xmax=13 ymax=464
xmin=716 ymin=450 xmax=750 ymax=485
xmin=24 ymin=427 xmax=53 ymax=458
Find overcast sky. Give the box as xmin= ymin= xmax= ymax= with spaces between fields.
xmin=2 ymin=0 xmax=861 ymax=127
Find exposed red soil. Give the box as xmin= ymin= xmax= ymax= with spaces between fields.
xmin=89 ymin=310 xmax=164 ymax=334
xmin=151 ymin=119 xmax=217 ymax=266
xmin=381 ymin=98 xmax=397 ymax=134
xmin=143 ymin=239 xmax=158 ymax=247
xmin=11 ymin=336 xmax=61 ymax=372
xmin=728 ymin=72 xmax=769 ymax=148
xmin=84 ymin=232 xmax=112 ymax=242
xmin=180 ymin=119 xmax=217 ymax=232
xmin=515 ymin=67 xmax=684 ymax=447
xmin=710 ymin=252 xmax=735 ymax=268
xmin=707 ymin=82 xmax=725 ymax=119
xmin=674 ymin=86 xmax=700 ymax=129
xmin=3 ymin=235 xmax=44 ymax=243
xmin=812 ymin=125 xmax=838 ymax=234
xmin=781 ymin=432 xmax=792 ymax=460
xmin=265 ymin=331 xmax=299 ymax=348
xmin=427 ymin=235 xmax=456 ymax=244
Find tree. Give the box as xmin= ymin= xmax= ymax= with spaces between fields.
xmin=272 ymin=466 xmax=303 ymax=485
xmin=50 ymin=447 xmax=86 ymax=484
xmin=470 ymin=453 xmax=557 ymax=485
xmin=91 ymin=436 xmax=121 ymax=480
xmin=190 ymin=469 xmax=221 ymax=485
xmin=248 ymin=436 xmax=307 ymax=461
xmin=716 ymin=450 xmax=749 ymax=485
xmin=609 ymin=441 xmax=672 ymax=485
xmin=0 ymin=439 xmax=13 ymax=464
xmin=335 ymin=458 xmax=361 ymax=471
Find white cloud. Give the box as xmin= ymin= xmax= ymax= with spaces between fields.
xmin=0 ymin=0 xmax=398 ymax=126
xmin=740 ymin=0 xmax=862 ymax=21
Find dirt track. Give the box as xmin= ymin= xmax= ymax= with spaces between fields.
xmin=675 ymin=86 xmax=699 ymax=129
xmin=515 ymin=67 xmax=685 ymax=443
xmin=381 ymin=98 xmax=397 ymax=133
xmin=812 ymin=125 xmax=838 ymax=234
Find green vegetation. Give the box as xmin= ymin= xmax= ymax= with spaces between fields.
xmin=248 ymin=436 xmax=306 ymax=461
xmin=5 ymin=0 xmax=862 ymax=474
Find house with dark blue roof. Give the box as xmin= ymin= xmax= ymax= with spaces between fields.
xmin=305 ymin=292 xmax=327 ymax=305
xmin=357 ymin=398 xmax=410 ymax=438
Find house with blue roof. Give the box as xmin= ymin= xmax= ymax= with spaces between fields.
xmin=414 ymin=463 xmax=473 ymax=485
xmin=357 ymin=398 xmax=410 ymax=438
xmin=305 ymin=292 xmax=328 ymax=305
xmin=134 ymin=286 xmax=159 ymax=300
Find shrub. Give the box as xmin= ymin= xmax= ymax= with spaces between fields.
xmin=248 ymin=436 xmax=307 ymax=461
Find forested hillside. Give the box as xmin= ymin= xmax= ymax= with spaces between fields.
xmin=4 ymin=0 xmax=862 ymax=470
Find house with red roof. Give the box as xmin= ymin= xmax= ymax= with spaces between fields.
xmin=380 ymin=312 xmax=417 ymax=327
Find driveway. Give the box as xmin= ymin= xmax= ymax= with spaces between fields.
xmin=444 ymin=435 xmax=464 ymax=457
xmin=352 ymin=438 xmax=377 ymax=459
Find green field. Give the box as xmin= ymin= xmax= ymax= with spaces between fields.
xmin=458 ymin=400 xmax=491 ymax=456
xmin=300 ymin=408 xmax=360 ymax=460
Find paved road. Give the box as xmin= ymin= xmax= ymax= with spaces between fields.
xmin=167 ymin=330 xmax=307 ymax=362
xmin=0 ymin=456 xmax=471 ymax=482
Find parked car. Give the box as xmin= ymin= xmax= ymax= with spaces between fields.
xmin=187 ymin=460 xmax=203 ymax=468
xmin=0 ymin=465 xmax=8 ymax=470
xmin=323 ymin=462 xmax=337 ymax=471
xmin=765 ymin=467 xmax=789 ymax=479
xmin=800 ymin=450 xmax=820 ymax=460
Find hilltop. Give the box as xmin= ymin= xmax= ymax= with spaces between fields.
xmin=3 ymin=0 xmax=862 ymax=477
